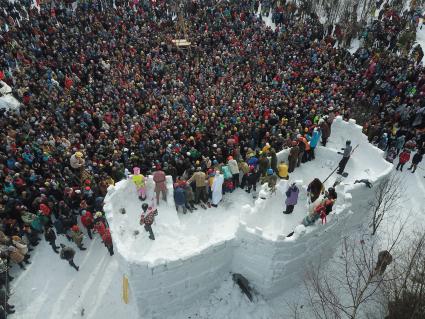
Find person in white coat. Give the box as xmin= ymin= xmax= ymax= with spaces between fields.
xmin=227 ymin=156 xmax=240 ymax=188
xmin=211 ymin=171 xmax=224 ymax=207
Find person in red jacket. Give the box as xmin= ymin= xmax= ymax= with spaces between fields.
xmin=396 ymin=149 xmax=411 ymax=171
xmin=81 ymin=211 xmax=94 ymax=240
xmin=101 ymin=228 xmax=114 ymax=256
xmin=93 ymin=220 xmax=106 ymax=237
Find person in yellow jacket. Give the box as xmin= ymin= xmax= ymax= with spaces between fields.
xmin=132 ymin=167 xmax=146 ymax=201
xmin=277 ymin=161 xmax=289 ymax=179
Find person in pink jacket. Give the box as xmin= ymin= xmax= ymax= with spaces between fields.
xmin=152 ymin=165 xmax=167 ymax=205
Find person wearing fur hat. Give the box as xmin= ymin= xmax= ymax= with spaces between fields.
xmin=70 ymin=225 xmax=86 ymax=251
xmin=59 ymin=244 xmax=79 ymax=271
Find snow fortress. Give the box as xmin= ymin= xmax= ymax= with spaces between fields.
xmin=104 ymin=116 xmax=393 ymax=318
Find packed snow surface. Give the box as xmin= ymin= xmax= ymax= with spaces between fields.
xmin=10 ymin=117 xmax=425 ymax=319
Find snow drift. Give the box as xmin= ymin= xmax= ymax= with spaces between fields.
xmin=104 ymin=116 xmax=393 ymax=317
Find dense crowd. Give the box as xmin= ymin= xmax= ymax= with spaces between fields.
xmin=0 ymin=0 xmax=425 ymax=316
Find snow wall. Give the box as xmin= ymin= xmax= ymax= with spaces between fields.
xmin=104 ymin=116 xmax=393 ymax=317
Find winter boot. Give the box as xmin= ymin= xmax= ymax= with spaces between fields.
xmin=18 ymin=262 xmax=26 ymax=270
xmin=79 ymin=246 xmax=87 ymax=251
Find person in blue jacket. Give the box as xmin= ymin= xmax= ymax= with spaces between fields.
xmin=173 ymin=184 xmax=187 ymax=214
xmin=308 ymin=127 xmax=321 ymax=160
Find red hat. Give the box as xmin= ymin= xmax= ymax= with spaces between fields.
xmin=85 ymin=186 xmax=91 ymax=191
xmin=71 ymin=225 xmax=80 ymax=232
xmin=84 ymin=179 xmax=91 ymax=185
xmin=39 ymin=203 xmax=51 ymax=216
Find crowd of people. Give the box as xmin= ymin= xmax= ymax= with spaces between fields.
xmin=0 ymin=0 xmax=425 ymax=316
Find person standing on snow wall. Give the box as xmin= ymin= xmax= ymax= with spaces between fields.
xmin=337 ymin=140 xmax=352 ymax=174
xmin=284 ymin=183 xmax=299 ymax=214
xmin=153 ymin=165 xmax=167 ymax=205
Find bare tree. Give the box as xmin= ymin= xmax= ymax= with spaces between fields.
xmin=383 ymin=231 xmax=425 ymax=319
xmin=368 ymin=173 xmax=404 ymax=236
xmin=302 ymin=234 xmax=396 ymax=319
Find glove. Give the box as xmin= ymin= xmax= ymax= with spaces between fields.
xmin=337 ymin=152 xmax=342 ymax=155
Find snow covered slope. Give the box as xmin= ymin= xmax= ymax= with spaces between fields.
xmin=103 ymin=116 xmax=393 ymax=317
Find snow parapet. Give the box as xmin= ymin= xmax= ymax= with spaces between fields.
xmin=104 ymin=116 xmax=393 ymax=317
